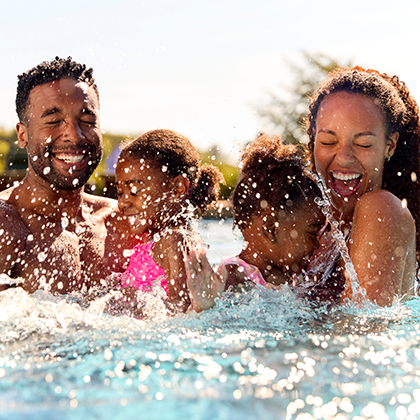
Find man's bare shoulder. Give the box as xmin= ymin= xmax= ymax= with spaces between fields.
xmin=0 ymin=194 xmax=27 ymax=230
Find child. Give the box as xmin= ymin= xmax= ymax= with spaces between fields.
xmin=186 ymin=134 xmax=327 ymax=312
xmin=114 ymin=129 xmax=224 ymax=315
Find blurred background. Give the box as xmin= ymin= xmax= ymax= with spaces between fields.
xmin=1 ymin=0 xmax=419 ymax=199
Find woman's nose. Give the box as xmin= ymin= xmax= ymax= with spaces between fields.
xmin=335 ymin=143 xmax=355 ymax=166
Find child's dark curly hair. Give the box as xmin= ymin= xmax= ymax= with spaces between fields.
xmin=119 ymin=129 xmax=224 ymax=213
xmin=233 ymin=134 xmax=321 ymax=230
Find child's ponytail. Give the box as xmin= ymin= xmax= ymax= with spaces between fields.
xmin=189 ymin=164 xmax=224 ymax=213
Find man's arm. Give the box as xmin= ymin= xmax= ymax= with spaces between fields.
xmin=0 ymin=202 xmax=28 ymax=288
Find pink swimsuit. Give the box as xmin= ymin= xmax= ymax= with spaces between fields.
xmin=118 ymin=241 xmax=168 ymax=293
xmin=218 ymin=256 xmax=267 ymax=287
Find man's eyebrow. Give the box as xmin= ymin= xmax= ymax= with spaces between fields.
xmin=81 ymin=107 xmax=97 ymax=117
xmin=41 ymin=107 xmax=61 ymax=119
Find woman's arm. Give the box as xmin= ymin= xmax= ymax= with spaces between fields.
xmin=342 ymin=190 xmax=416 ymax=306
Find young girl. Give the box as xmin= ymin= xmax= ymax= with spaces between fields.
xmin=186 ymin=134 xmax=327 ymax=312
xmin=114 ymin=129 xmax=224 ymax=315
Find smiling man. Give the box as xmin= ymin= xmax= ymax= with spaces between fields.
xmin=0 ymin=57 xmax=137 ymax=294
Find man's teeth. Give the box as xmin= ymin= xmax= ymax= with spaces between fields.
xmin=332 ymin=173 xmax=360 ymax=181
xmin=55 ymin=153 xmax=86 ymax=163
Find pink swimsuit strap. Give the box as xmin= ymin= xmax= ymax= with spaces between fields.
xmin=218 ymin=256 xmax=267 ymax=286
xmin=119 ymin=240 xmax=168 ymax=293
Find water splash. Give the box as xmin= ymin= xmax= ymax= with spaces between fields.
xmin=308 ymin=170 xmax=368 ymax=306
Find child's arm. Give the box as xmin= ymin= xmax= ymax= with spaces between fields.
xmin=153 ymin=230 xmax=192 ymax=313
xmin=185 ymin=248 xmax=226 ymax=312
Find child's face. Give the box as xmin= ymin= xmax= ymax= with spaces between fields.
xmin=271 ymin=201 xmax=326 ymax=273
xmin=116 ymin=157 xmax=172 ymax=235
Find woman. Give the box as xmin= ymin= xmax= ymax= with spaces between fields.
xmin=306 ymin=67 xmax=420 ymax=306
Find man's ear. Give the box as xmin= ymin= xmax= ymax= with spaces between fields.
xmin=262 ymin=213 xmax=279 ymax=244
xmin=171 ymin=174 xmax=190 ymax=199
xmin=16 ymin=123 xmax=28 ymax=149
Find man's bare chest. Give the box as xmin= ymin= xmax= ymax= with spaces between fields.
xmin=16 ymin=218 xmax=109 ymax=293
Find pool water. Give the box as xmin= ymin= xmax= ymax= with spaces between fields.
xmin=1 ymin=219 xmax=420 ymax=420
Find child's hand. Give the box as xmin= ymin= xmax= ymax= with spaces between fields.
xmin=185 ymin=247 xmax=226 ymax=312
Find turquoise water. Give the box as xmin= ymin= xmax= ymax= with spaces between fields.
xmin=1 ymin=219 xmax=420 ymax=420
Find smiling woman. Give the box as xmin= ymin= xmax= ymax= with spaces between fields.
xmin=306 ymin=67 xmax=420 ymax=306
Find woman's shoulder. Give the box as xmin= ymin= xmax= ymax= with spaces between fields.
xmin=355 ymin=189 xmax=414 ymax=228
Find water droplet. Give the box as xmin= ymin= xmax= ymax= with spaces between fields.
xmin=37 ymin=252 xmax=47 ymax=262
xmin=162 ymin=165 xmax=168 ymax=173
xmin=61 ymin=217 xmax=69 ymax=229
xmin=43 ymin=167 xmax=51 ymax=175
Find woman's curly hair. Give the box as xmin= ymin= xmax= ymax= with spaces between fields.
xmin=306 ymin=67 xmax=420 ymax=255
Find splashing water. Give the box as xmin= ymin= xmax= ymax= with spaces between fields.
xmin=307 ymin=170 xmax=368 ymax=306
xmin=1 ymin=220 xmax=420 ymax=420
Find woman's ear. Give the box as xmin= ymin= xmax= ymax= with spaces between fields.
xmin=16 ymin=122 xmax=28 ymax=149
xmin=386 ymin=132 xmax=399 ymax=158
xmin=171 ymin=175 xmax=190 ymax=199
xmin=262 ymin=213 xmax=279 ymax=244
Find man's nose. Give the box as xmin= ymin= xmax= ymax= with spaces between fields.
xmin=63 ymin=119 xmax=85 ymax=142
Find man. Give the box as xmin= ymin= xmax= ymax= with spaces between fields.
xmin=0 ymin=57 xmax=137 ymax=294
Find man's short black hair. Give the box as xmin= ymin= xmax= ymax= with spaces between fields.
xmin=16 ymin=56 xmax=99 ymax=123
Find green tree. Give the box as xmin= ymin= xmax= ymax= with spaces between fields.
xmin=256 ymin=52 xmax=352 ymax=145
xmin=200 ymin=145 xmax=239 ymax=199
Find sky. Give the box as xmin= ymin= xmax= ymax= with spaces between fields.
xmin=1 ymin=0 xmax=420 ymax=162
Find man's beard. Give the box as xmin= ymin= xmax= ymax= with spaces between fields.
xmin=29 ymin=145 xmax=103 ymax=191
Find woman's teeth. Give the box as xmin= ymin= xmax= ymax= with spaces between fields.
xmin=332 ymin=173 xmax=360 ymax=181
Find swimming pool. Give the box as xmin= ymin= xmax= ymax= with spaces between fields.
xmin=0 ymin=219 xmax=420 ymax=420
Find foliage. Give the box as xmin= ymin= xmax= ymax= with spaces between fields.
xmin=200 ymin=145 xmax=239 ymax=200
xmin=0 ymin=128 xmax=20 ymax=171
xmin=89 ymin=132 xmax=132 ymax=194
xmin=256 ymin=52 xmax=352 ymax=145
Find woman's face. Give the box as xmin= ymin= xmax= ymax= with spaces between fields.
xmin=313 ymin=91 xmax=398 ymax=219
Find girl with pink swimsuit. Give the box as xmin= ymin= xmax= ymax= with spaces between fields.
xmin=115 ymin=129 xmax=223 ymax=315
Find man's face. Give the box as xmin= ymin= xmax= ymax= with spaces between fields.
xmin=18 ymin=78 xmax=103 ymax=191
